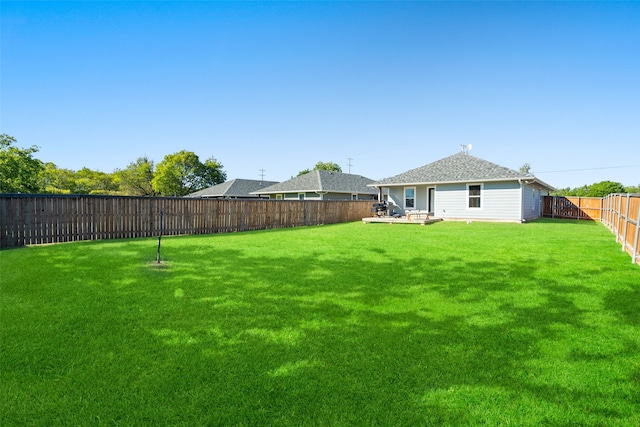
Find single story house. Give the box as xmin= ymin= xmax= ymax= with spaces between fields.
xmin=370 ymin=152 xmax=555 ymax=222
xmin=251 ymin=170 xmax=379 ymax=200
xmin=186 ymin=178 xmax=279 ymax=199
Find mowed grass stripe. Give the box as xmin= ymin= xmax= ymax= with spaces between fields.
xmin=1 ymin=219 xmax=639 ymax=426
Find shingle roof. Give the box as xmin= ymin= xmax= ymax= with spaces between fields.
xmin=252 ymin=170 xmax=378 ymax=195
xmin=186 ymin=179 xmax=279 ymax=198
xmin=372 ymin=152 xmax=552 ymax=189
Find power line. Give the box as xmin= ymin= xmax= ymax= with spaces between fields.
xmin=534 ymin=164 xmax=640 ymax=174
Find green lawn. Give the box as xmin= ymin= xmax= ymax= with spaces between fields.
xmin=1 ymin=219 xmax=639 ymax=426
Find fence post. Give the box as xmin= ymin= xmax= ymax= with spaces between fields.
xmin=634 ymin=200 xmax=639 ymax=265
xmin=617 ymin=195 xmax=623 ymax=244
xmin=622 ymin=194 xmax=630 ymax=252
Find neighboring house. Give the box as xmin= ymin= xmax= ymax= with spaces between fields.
xmin=251 ymin=170 xmax=379 ymax=200
xmin=186 ymin=179 xmax=279 ymax=199
xmin=370 ymin=152 xmax=555 ymax=222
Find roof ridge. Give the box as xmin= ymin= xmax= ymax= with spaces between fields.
xmin=316 ymin=169 xmax=324 ymax=190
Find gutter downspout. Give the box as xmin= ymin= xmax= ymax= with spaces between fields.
xmin=518 ymin=179 xmax=525 ymax=222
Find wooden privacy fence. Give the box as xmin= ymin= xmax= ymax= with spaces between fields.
xmin=0 ymin=194 xmax=373 ymax=248
xmin=542 ymin=196 xmax=603 ymax=220
xmin=601 ymin=193 xmax=640 ymax=265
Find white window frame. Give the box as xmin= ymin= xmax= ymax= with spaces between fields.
xmin=404 ymin=187 xmax=416 ymax=209
xmin=276 ymin=194 xmax=283 ymax=200
xmin=467 ymin=183 xmax=483 ymax=209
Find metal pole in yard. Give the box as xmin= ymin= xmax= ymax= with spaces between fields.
xmin=156 ymin=209 xmax=163 ymax=263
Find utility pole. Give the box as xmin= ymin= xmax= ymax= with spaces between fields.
xmin=259 ymin=169 xmax=266 ymax=181
xmin=346 ymin=157 xmax=353 ymax=174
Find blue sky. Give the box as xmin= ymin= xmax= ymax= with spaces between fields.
xmin=2 ymin=1 xmax=639 ymax=189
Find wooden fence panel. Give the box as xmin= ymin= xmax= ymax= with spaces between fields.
xmin=601 ymin=193 xmax=640 ymax=265
xmin=1 ymin=195 xmax=373 ymax=249
xmin=542 ymin=196 xmax=602 ymax=220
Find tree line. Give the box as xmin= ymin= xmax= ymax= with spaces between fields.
xmin=0 ymin=134 xmax=346 ymax=197
xmin=1 ymin=134 xmax=226 ymax=196
xmin=552 ymin=181 xmax=639 ymax=197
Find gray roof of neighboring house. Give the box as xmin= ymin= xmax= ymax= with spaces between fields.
xmin=186 ymin=179 xmax=279 ymax=198
xmin=252 ymin=170 xmax=378 ymax=195
xmin=371 ymin=152 xmax=554 ymax=190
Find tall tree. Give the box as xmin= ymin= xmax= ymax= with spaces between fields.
xmin=0 ymin=134 xmax=45 ymax=193
xmin=297 ymin=161 xmax=343 ymax=176
xmin=152 ymin=150 xmax=226 ymax=196
xmin=115 ymin=156 xmax=156 ymax=196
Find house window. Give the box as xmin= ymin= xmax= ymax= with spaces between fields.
xmin=468 ymin=184 xmax=482 ymax=208
xmin=276 ymin=194 xmax=283 ymax=200
xmin=351 ymin=194 xmax=357 ymax=200
xmin=404 ymin=187 xmax=415 ymax=209
xmin=298 ymin=193 xmax=305 ymax=200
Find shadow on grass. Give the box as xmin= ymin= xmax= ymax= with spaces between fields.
xmin=127 ymin=238 xmax=638 ymax=424
xmin=4 ymin=224 xmax=639 ymax=425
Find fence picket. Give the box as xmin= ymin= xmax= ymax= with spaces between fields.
xmin=0 ymin=195 xmax=372 ymax=249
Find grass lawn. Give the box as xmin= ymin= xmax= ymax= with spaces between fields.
xmin=1 ymin=219 xmax=639 ymax=426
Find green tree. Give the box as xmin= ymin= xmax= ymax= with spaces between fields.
xmin=75 ymin=167 xmax=120 ymax=195
xmin=624 ymin=184 xmax=640 ymax=194
xmin=0 ymin=134 xmax=45 ymax=193
xmin=152 ymin=150 xmax=226 ymax=196
xmin=115 ymin=156 xmax=156 ymax=196
xmin=42 ymin=164 xmax=120 ymax=195
xmin=297 ymin=161 xmax=343 ymax=176
xmin=551 ymin=181 xmax=627 ymax=197
xmin=586 ymin=180 xmax=625 ymax=197
xmin=43 ymin=163 xmax=77 ymax=194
